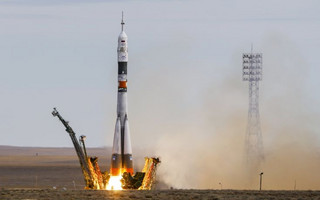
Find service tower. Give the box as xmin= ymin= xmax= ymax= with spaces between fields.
xmin=242 ymin=47 xmax=264 ymax=164
xmin=110 ymin=13 xmax=133 ymax=176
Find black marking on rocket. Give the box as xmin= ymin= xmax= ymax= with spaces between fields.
xmin=118 ymin=88 xmax=127 ymax=92
xmin=111 ymin=154 xmax=121 ymax=168
xmin=118 ymin=62 xmax=127 ymax=74
xmin=123 ymin=154 xmax=133 ymax=169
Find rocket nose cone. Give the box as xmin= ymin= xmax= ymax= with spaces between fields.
xmin=118 ymin=31 xmax=127 ymax=41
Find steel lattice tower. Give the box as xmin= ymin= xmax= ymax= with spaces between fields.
xmin=242 ymin=50 xmax=264 ymax=163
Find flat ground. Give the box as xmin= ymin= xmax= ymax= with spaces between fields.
xmin=0 ymin=146 xmax=319 ymax=199
xmin=1 ymin=189 xmax=320 ymax=200
xmin=0 ymin=146 xmax=145 ymax=189
xmin=0 ymin=146 xmax=109 ymax=189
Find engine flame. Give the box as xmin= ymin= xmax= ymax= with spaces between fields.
xmin=106 ymin=175 xmax=123 ymax=190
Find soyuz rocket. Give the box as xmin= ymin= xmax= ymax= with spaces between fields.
xmin=110 ymin=14 xmax=133 ymax=176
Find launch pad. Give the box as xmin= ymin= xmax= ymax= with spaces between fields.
xmin=52 ymin=108 xmax=160 ymax=190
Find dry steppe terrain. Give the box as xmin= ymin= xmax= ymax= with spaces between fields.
xmin=0 ymin=146 xmax=110 ymax=189
xmin=1 ymin=188 xmax=320 ymax=200
xmin=1 ymin=146 xmax=319 ymax=199
xmin=0 ymin=146 xmax=146 ymax=189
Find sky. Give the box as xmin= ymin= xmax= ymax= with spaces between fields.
xmin=0 ymin=0 xmax=319 ymax=148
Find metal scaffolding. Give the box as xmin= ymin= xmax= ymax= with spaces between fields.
xmin=242 ymin=49 xmax=264 ymax=163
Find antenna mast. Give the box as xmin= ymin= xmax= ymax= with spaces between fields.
xmin=121 ymin=11 xmax=125 ymax=31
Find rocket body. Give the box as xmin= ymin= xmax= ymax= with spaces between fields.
xmin=110 ymin=18 xmax=133 ymax=176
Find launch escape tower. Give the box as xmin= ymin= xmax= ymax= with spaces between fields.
xmin=242 ymin=48 xmax=264 ymax=163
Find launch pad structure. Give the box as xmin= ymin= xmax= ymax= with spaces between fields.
xmin=242 ymin=48 xmax=264 ymax=164
xmin=52 ymin=108 xmax=161 ymax=190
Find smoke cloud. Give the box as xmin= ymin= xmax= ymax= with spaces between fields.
xmin=129 ymin=33 xmax=320 ymax=190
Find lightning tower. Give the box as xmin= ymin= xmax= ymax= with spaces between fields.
xmin=242 ymin=47 xmax=263 ymax=164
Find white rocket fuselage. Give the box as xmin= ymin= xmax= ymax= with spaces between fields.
xmin=110 ymin=18 xmax=133 ymax=176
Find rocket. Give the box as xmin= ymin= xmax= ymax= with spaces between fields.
xmin=110 ymin=13 xmax=133 ymax=176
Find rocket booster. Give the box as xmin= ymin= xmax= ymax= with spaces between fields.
xmin=110 ymin=14 xmax=133 ymax=176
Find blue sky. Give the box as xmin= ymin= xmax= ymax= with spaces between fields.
xmin=0 ymin=0 xmax=319 ymax=149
